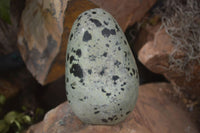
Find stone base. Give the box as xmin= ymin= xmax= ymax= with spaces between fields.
xmin=27 ymin=83 xmax=199 ymax=133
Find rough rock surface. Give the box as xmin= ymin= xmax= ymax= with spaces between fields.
xmin=17 ymin=0 xmax=69 ymax=85
xmin=17 ymin=0 xmax=98 ymax=85
xmin=138 ymin=26 xmax=200 ymax=95
xmin=26 ymin=83 xmax=199 ymax=133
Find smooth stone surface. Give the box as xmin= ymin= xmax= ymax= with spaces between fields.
xmin=65 ymin=8 xmax=139 ymax=125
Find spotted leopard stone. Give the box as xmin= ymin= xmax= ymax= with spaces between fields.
xmin=65 ymin=8 xmax=139 ymax=125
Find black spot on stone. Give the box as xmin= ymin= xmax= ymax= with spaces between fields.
xmin=112 ymin=75 xmax=119 ymax=85
xmin=120 ymin=108 xmax=122 ymax=111
xmin=104 ymin=21 xmax=108 ymax=25
xmin=92 ymin=11 xmax=96 ymax=14
xmin=130 ymin=73 xmax=133 ymax=76
xmin=112 ymin=115 xmax=118 ymax=120
xmin=70 ymin=33 xmax=73 ymax=41
xmin=114 ymin=60 xmax=121 ymax=67
xmin=108 ymin=117 xmax=113 ymax=121
xmin=102 ymin=28 xmax=111 ymax=38
xmin=101 ymin=88 xmax=106 ymax=93
xmin=70 ymin=56 xmax=75 ymax=64
xmin=126 ymin=111 xmax=131 ymax=115
xmin=99 ymin=67 xmax=107 ymax=76
xmin=66 ymin=78 xmax=69 ymax=82
xmin=84 ymin=12 xmax=88 ymax=15
xmin=80 ymin=79 xmax=84 ymax=83
xmin=94 ymin=108 xmax=98 ymax=110
xmin=126 ymin=67 xmax=130 ymax=71
xmin=112 ymin=75 xmax=119 ymax=81
xmin=79 ymin=98 xmax=83 ymax=101
xmin=89 ymin=55 xmax=96 ymax=61
xmin=83 ymin=31 xmax=92 ymax=42
xmin=102 ymin=52 xmax=107 ymax=57
xmin=101 ymin=119 xmax=108 ymax=123
xmin=90 ymin=18 xmax=102 ymax=27
xmin=124 ymin=51 xmax=127 ymax=57
xmin=124 ymin=40 xmax=127 ymax=45
xmin=121 ymin=82 xmax=126 ymax=86
xmin=76 ymin=49 xmax=82 ymax=57
xmin=67 ymin=53 xmax=69 ymax=61
xmin=71 ymin=83 xmax=75 ymax=89
xmin=110 ymin=29 xmax=116 ymax=35
xmin=106 ymin=44 xmax=109 ymax=47
xmin=68 ymin=100 xmax=71 ymax=103
xmin=121 ymin=114 xmax=123 ymax=117
xmin=88 ymin=69 xmax=92 ymax=74
xmin=70 ymin=64 xmax=83 ymax=79
xmin=77 ymin=15 xmax=82 ymax=21
xmin=80 ymin=79 xmax=85 ymax=85
xmin=106 ymin=93 xmax=111 ymax=96
xmin=84 ymin=96 xmax=88 ymax=99
xmin=115 ymin=24 xmax=120 ymax=31
xmin=94 ymin=111 xmax=100 ymax=114
xmin=109 ymin=40 xmax=111 ymax=43
xmin=132 ymin=68 xmax=136 ymax=75
xmin=77 ymin=23 xmax=80 ymax=27
xmin=121 ymin=88 xmax=124 ymax=91
xmin=100 ymin=70 xmax=104 ymax=76
xmin=118 ymin=104 xmax=120 ymax=106
xmin=103 ymin=12 xmax=106 ymax=14
xmin=115 ymin=41 xmax=119 ymax=45
xmin=72 ymin=48 xmax=75 ymax=52
xmin=118 ymin=47 xmax=121 ymax=51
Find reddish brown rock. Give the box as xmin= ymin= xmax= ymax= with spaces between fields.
xmin=134 ymin=23 xmax=161 ymax=54
xmin=18 ymin=0 xmax=156 ymax=85
xmin=91 ymin=0 xmax=157 ymax=31
xmin=26 ymin=83 xmax=199 ymax=133
xmin=138 ymin=27 xmax=200 ymax=95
